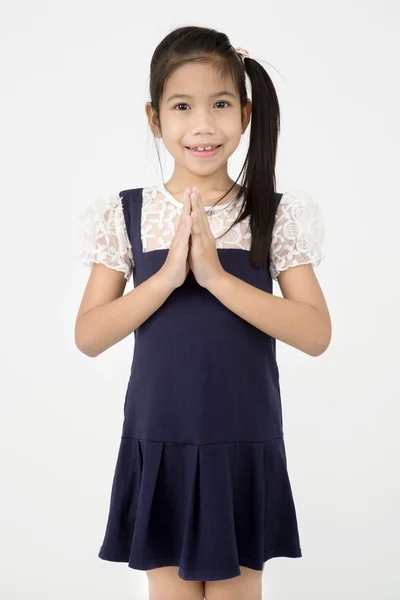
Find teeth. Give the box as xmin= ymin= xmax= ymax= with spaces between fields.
xmin=193 ymin=146 xmax=214 ymax=151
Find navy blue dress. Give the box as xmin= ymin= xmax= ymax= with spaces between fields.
xmin=98 ymin=187 xmax=302 ymax=581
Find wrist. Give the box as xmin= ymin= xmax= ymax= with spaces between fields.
xmin=205 ymin=267 xmax=230 ymax=293
xmin=155 ymin=268 xmax=178 ymax=294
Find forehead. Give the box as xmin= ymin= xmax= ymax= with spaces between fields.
xmin=163 ymin=62 xmax=236 ymax=101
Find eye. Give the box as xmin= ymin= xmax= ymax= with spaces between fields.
xmin=173 ymin=101 xmax=231 ymax=111
xmin=174 ymin=103 xmax=189 ymax=111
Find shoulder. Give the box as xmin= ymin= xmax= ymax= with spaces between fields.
xmin=76 ymin=190 xmax=123 ymax=231
xmin=118 ymin=187 xmax=144 ymax=197
xmin=275 ymin=189 xmax=321 ymax=213
xmin=269 ymin=189 xmax=325 ymax=280
xmin=117 ymin=185 xmax=164 ymax=210
xmin=76 ymin=189 xmax=135 ymax=279
xmin=119 ymin=186 xmax=157 ymax=199
xmin=273 ymin=189 xmax=324 ymax=236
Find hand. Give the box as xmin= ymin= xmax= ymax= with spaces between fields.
xmin=188 ymin=187 xmax=226 ymax=289
xmin=158 ymin=188 xmax=192 ymax=289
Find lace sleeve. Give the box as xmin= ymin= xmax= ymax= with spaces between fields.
xmin=77 ymin=191 xmax=134 ymax=281
xmin=269 ymin=190 xmax=325 ymax=281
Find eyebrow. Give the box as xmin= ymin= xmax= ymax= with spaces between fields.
xmin=166 ymin=90 xmax=236 ymax=103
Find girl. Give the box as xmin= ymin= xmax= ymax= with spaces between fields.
xmin=75 ymin=25 xmax=331 ymax=600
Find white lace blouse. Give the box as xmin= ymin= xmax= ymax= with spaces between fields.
xmin=77 ymin=183 xmax=325 ymax=282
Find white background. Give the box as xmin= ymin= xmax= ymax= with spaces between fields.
xmin=2 ymin=1 xmax=399 ymax=598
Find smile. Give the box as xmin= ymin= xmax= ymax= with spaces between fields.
xmin=186 ymin=145 xmax=222 ymax=159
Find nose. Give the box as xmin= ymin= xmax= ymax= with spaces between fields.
xmin=190 ymin=108 xmax=217 ymax=135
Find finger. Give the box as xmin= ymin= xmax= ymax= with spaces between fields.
xmin=193 ymin=188 xmax=214 ymax=239
xmin=185 ymin=189 xmax=198 ymax=239
xmin=183 ymin=189 xmax=194 ymax=235
xmin=191 ymin=188 xmax=204 ymax=213
xmin=190 ymin=193 xmax=201 ymax=236
xmin=177 ymin=188 xmax=192 ymax=232
xmin=183 ymin=188 xmax=192 ymax=214
xmin=191 ymin=210 xmax=200 ymax=236
xmin=191 ymin=189 xmax=206 ymax=236
xmin=181 ymin=188 xmax=192 ymax=218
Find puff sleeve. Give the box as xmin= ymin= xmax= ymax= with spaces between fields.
xmin=269 ymin=190 xmax=325 ymax=281
xmin=77 ymin=191 xmax=134 ymax=281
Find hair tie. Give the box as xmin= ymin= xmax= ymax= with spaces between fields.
xmin=234 ymin=47 xmax=250 ymax=62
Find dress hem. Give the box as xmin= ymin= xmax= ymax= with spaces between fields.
xmin=98 ymin=547 xmax=302 ymax=581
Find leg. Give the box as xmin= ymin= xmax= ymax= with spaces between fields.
xmin=204 ymin=565 xmax=263 ymax=600
xmin=146 ymin=566 xmax=205 ymax=600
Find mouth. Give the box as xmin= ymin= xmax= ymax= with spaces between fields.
xmin=185 ymin=145 xmax=222 ymax=158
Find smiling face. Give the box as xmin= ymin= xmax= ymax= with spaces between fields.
xmin=146 ymin=61 xmax=251 ymax=185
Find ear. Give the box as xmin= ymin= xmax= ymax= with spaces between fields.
xmin=241 ymin=98 xmax=252 ymax=133
xmin=145 ymin=102 xmax=161 ymax=138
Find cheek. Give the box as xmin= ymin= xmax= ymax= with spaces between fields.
xmin=159 ymin=129 xmax=186 ymax=159
xmin=162 ymin=120 xmax=186 ymax=141
xmin=226 ymin=137 xmax=241 ymax=156
xmin=223 ymin=123 xmax=243 ymax=147
xmin=220 ymin=115 xmax=243 ymax=137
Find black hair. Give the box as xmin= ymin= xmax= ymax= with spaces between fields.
xmin=148 ymin=25 xmax=281 ymax=269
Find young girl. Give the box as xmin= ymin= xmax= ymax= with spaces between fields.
xmin=76 ymin=25 xmax=331 ymax=600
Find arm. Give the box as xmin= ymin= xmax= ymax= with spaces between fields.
xmin=206 ymin=263 xmax=331 ymax=357
xmin=75 ymin=264 xmax=175 ymax=358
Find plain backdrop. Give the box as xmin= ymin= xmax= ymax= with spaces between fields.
xmin=1 ymin=1 xmax=399 ymax=598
